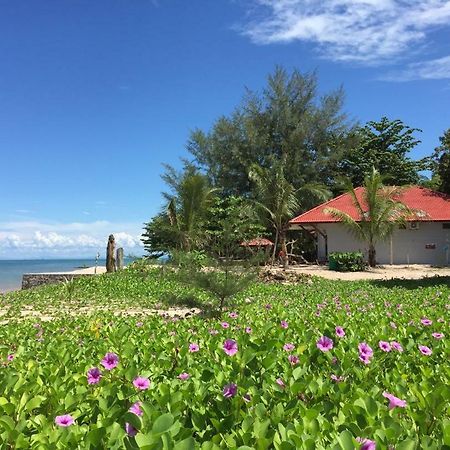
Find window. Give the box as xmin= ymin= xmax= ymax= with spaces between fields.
xmin=443 ymin=223 xmax=450 ymax=229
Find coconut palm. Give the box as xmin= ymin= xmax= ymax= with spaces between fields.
xmin=163 ymin=164 xmax=216 ymax=252
xmin=324 ymin=168 xmax=414 ymax=267
xmin=249 ymin=157 xmax=330 ymax=268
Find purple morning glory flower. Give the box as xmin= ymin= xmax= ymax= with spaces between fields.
xmin=133 ymin=376 xmax=150 ymax=390
xmin=316 ymin=336 xmax=333 ymax=352
xmin=223 ymin=339 xmax=238 ymax=356
xmin=382 ymin=391 xmax=407 ymax=409
xmin=378 ymin=341 xmax=391 ymax=352
xmin=418 ymin=345 xmax=432 ymax=356
xmin=129 ymin=402 xmax=143 ymax=417
xmin=125 ymin=422 xmax=138 ymax=436
xmin=335 ymin=326 xmax=345 ymax=338
xmin=188 ymin=343 xmax=199 ymax=352
xmin=55 ymin=414 xmax=75 ymax=427
xmin=87 ymin=367 xmax=102 ymax=385
xmin=101 ymin=352 xmax=119 ymax=370
xmin=223 ymin=383 xmax=237 ymax=398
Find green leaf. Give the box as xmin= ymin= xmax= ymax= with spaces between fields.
xmin=151 ymin=413 xmax=174 ymax=435
xmin=0 ymin=415 xmax=15 ymax=432
xmin=174 ymin=436 xmax=196 ymax=450
xmin=337 ymin=430 xmax=354 ymax=450
xmin=396 ymin=439 xmax=417 ymax=450
xmin=443 ymin=419 xmax=450 ymax=446
xmin=86 ymin=427 xmax=106 ymax=447
xmin=25 ymin=396 xmax=46 ymax=412
xmin=135 ymin=433 xmax=157 ymax=449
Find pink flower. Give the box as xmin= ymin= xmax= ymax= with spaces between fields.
xmin=136 ymin=321 xmax=143 ymax=327
xmin=316 ymin=336 xmax=333 ymax=352
xmin=358 ymin=342 xmax=373 ymax=358
xmin=283 ymin=343 xmax=295 ymax=352
xmin=390 ymin=341 xmax=403 ymax=352
xmin=243 ymin=393 xmax=251 ymax=403
xmin=359 ymin=353 xmax=372 ymax=365
xmin=178 ymin=372 xmax=190 ymax=380
xmin=133 ymin=376 xmax=150 ymax=390
xmin=209 ymin=329 xmax=218 ymax=335
xmin=288 ymin=355 xmax=299 ymax=365
xmin=221 ymin=322 xmax=230 ymax=329
xmin=421 ymin=318 xmax=432 ymax=326
xmin=125 ymin=422 xmax=138 ymax=436
xmin=276 ymin=378 xmax=285 ymax=388
xmin=418 ymin=345 xmax=432 ymax=356
xmin=245 ymin=327 xmax=252 ymax=334
xmin=356 ymin=437 xmax=376 ymax=450
xmin=189 ymin=343 xmax=199 ymax=353
xmin=223 ymin=339 xmax=238 ymax=356
xmin=223 ymin=383 xmax=237 ymax=398
xmin=55 ymin=414 xmax=75 ymax=427
xmin=129 ymin=402 xmax=143 ymax=416
xmin=382 ymin=391 xmax=407 ymax=409
xmin=280 ymin=320 xmax=288 ymax=329
xmin=265 ymin=304 xmax=272 ymax=310
xmin=229 ymin=312 xmax=238 ymax=319
xmin=87 ymin=367 xmax=102 ymax=385
xmin=432 ymin=332 xmax=444 ymax=339
xmin=378 ymin=341 xmax=391 ymax=352
xmin=335 ymin=326 xmax=345 ymax=338
xmin=331 ymin=374 xmax=344 ymax=383
xmin=101 ymin=352 xmax=119 ymax=370
xmin=7 ymin=354 xmax=14 ymax=361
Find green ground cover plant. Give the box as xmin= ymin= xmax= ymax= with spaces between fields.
xmin=0 ymin=266 xmax=448 ymax=449
xmin=328 ymin=252 xmax=366 ymax=272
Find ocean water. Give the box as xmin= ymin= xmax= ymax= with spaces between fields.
xmin=0 ymin=259 xmax=118 ymax=293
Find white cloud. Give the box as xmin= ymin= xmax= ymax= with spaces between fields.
xmin=382 ymin=55 xmax=450 ymax=81
xmin=241 ymin=0 xmax=450 ymax=64
xmin=0 ymin=220 xmax=144 ymax=258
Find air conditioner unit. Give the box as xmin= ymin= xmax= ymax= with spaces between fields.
xmin=409 ymin=222 xmax=420 ymax=230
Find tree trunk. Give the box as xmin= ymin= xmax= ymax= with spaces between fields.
xmin=271 ymin=230 xmax=279 ymax=266
xmin=280 ymin=229 xmax=288 ymax=270
xmin=106 ymin=234 xmax=116 ymax=273
xmin=368 ymin=243 xmax=376 ymax=267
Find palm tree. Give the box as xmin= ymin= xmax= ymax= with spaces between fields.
xmin=249 ymin=157 xmax=330 ymax=268
xmin=324 ymin=168 xmax=414 ymax=267
xmin=163 ymin=164 xmax=216 ymax=252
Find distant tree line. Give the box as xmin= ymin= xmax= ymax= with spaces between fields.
xmin=142 ymin=66 xmax=450 ymax=259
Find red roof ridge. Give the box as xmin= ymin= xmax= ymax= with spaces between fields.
xmin=289 ymin=187 xmax=364 ymax=224
xmin=290 ymin=185 xmax=450 ymax=224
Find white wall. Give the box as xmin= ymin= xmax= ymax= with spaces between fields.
xmin=316 ymin=222 xmax=450 ymax=265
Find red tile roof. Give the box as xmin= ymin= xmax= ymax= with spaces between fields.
xmin=240 ymin=238 xmax=274 ymax=247
xmin=290 ymin=186 xmax=450 ymax=224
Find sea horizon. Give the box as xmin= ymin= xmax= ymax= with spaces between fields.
xmin=0 ymin=258 xmax=134 ymax=293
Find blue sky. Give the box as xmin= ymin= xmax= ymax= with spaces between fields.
xmin=1 ymin=0 xmax=449 ymax=259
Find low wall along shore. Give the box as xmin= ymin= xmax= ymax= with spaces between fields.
xmin=21 ymin=273 xmax=96 ymax=290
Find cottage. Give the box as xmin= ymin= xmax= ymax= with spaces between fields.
xmin=289 ymin=186 xmax=450 ymax=266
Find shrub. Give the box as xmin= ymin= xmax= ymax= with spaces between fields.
xmin=329 ymin=251 xmax=365 ymax=272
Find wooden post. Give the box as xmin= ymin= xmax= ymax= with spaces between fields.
xmin=116 ymin=247 xmax=124 ymax=270
xmin=106 ymin=234 xmax=116 ymax=273
xmin=390 ymin=235 xmax=393 ymax=265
